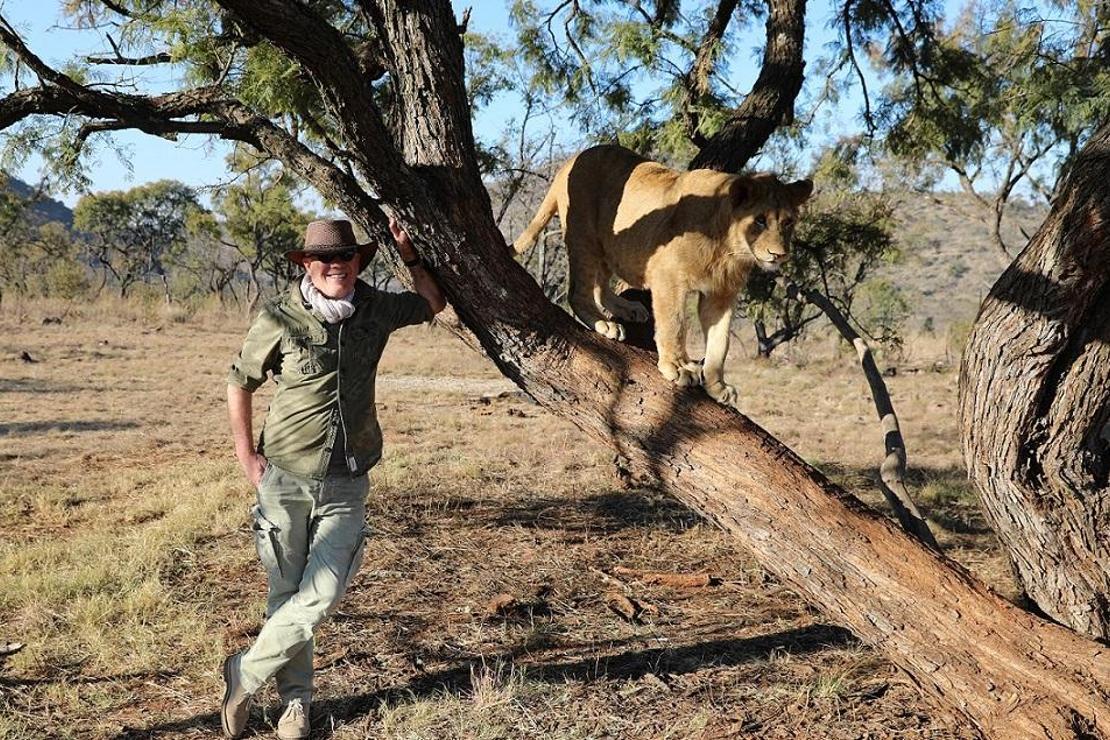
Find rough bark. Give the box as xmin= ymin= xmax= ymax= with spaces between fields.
xmin=687 ymin=0 xmax=807 ymax=171
xmin=1 ymin=2 xmax=1107 ymax=735
xmin=959 ymin=120 xmax=1110 ymax=641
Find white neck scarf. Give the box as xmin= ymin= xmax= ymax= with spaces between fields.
xmin=300 ymin=274 xmax=355 ymax=324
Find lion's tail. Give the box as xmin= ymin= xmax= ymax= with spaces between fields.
xmin=513 ymin=182 xmax=559 ymax=255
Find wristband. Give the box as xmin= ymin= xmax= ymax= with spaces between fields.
xmin=403 ymin=255 xmax=423 ymax=268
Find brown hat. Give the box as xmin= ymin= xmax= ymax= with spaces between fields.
xmin=285 ymin=219 xmax=374 ymax=268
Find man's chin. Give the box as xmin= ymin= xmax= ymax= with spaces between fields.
xmin=317 ymin=280 xmax=355 ymax=298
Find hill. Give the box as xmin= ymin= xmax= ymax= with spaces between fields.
xmin=882 ymin=192 xmax=1047 ymax=330
xmin=1 ymin=174 xmax=74 ymax=228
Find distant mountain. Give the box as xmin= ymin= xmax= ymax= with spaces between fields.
xmin=2 ymin=174 xmax=74 ymax=228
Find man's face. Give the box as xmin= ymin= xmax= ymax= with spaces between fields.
xmin=301 ymin=248 xmax=364 ymax=298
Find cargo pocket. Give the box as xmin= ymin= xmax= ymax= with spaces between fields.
xmin=251 ymin=505 xmax=284 ymax=580
xmin=342 ymin=527 xmax=371 ymax=592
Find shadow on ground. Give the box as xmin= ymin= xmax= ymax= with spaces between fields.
xmin=817 ymin=462 xmax=992 ymax=537
xmin=0 ymin=419 xmax=140 ymax=436
xmin=120 ymin=623 xmax=855 ymax=738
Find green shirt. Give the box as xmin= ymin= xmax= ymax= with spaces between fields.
xmin=228 ymin=280 xmax=433 ymax=479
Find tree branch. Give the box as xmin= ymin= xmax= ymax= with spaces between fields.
xmin=688 ymin=0 xmax=807 ymax=171
xmin=841 ymin=0 xmax=875 ymax=136
xmin=213 ymin=0 xmax=405 ymax=194
xmin=86 ymin=51 xmax=173 ymax=65
xmin=0 ymin=14 xmax=389 ymax=249
xmin=787 ymin=282 xmax=939 ymax=550
xmin=678 ymin=0 xmax=739 ymax=148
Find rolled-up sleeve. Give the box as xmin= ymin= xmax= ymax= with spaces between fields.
xmin=382 ymin=290 xmax=434 ymax=332
xmin=228 ymin=310 xmax=283 ymax=391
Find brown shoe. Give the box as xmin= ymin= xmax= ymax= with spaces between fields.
xmin=220 ymin=653 xmax=251 ymax=738
xmin=277 ymin=698 xmax=310 ymax=739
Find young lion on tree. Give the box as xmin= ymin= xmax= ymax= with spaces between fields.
xmin=514 ymin=144 xmax=813 ymax=403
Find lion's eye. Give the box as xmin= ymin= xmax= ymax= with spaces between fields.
xmin=754 ymin=215 xmax=768 ymax=229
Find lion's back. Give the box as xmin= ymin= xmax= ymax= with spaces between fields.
xmin=557 ymin=146 xmax=687 ymax=284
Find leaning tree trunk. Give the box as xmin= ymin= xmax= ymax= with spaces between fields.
xmin=959 ymin=121 xmax=1110 ymax=641
xmin=206 ymin=2 xmax=1110 ymax=736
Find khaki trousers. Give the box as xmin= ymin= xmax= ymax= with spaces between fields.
xmin=237 ymin=464 xmax=369 ymax=702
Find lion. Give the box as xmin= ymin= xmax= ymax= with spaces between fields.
xmin=514 ymin=144 xmax=813 ymax=404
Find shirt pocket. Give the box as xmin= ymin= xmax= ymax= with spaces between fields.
xmin=280 ymin=332 xmax=333 ymax=378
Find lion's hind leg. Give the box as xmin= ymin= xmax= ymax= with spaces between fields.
xmin=566 ymin=244 xmax=626 ymax=341
xmin=600 ymin=279 xmax=650 ymax=324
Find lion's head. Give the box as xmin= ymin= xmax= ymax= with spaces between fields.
xmin=725 ymin=175 xmax=814 ymax=272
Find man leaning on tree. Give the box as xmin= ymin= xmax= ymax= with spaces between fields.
xmin=221 ymin=217 xmax=446 ymax=739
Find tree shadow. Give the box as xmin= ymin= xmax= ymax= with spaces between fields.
xmin=0 ymin=378 xmax=89 ymax=393
xmin=0 ymin=420 xmax=140 ymax=436
xmin=0 ymin=669 xmax=178 ymax=688
xmin=488 ymin=487 xmax=703 ymax=534
xmin=121 ymin=624 xmax=853 ymax=738
xmin=817 ymin=462 xmax=993 ymax=537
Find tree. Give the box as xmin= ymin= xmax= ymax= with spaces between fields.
xmin=0 ymin=2 xmax=1106 ymax=736
xmin=959 ymin=118 xmax=1110 ymax=640
xmin=875 ymin=0 xmax=1110 ymax=264
xmin=742 ymin=141 xmax=904 ymax=357
xmin=211 ymin=150 xmax=309 ymax=312
xmin=73 ymin=180 xmax=203 ymax=300
xmin=0 ymin=216 xmax=86 ymax=299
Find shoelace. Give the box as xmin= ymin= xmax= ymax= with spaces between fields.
xmin=282 ymin=698 xmax=305 ymax=721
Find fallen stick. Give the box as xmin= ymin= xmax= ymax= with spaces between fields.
xmin=611 ymin=567 xmax=717 ymax=588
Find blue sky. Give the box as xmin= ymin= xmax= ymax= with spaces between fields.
xmin=0 ymin=1 xmax=917 ymax=206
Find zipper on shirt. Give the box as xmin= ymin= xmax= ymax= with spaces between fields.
xmin=336 ymin=322 xmax=357 ymax=473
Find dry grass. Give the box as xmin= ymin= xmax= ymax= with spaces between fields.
xmin=0 ymin=296 xmax=1003 ymax=738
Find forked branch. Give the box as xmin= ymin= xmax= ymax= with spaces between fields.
xmin=688 ymin=0 xmax=806 ymax=171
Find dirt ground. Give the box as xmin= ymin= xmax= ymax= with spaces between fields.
xmin=0 ymin=298 xmax=1008 ymax=739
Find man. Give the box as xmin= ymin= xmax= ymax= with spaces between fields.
xmin=222 ymin=217 xmax=445 ymax=739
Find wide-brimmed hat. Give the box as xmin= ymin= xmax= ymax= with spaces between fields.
xmin=285 ymin=219 xmax=374 ymax=268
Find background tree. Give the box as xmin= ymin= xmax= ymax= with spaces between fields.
xmin=211 ymin=150 xmax=309 ymax=312
xmin=742 ymin=140 xmax=904 ymax=356
xmin=73 ymin=180 xmax=203 ymax=301
xmin=0 ymin=1 xmax=1107 ymax=735
xmin=0 ymin=217 xmax=86 ymax=300
xmin=874 ymin=0 xmax=1110 ymax=264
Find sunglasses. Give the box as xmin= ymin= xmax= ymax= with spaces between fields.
xmin=307 ymin=249 xmax=359 ymax=264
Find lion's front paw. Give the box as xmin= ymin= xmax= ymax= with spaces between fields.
xmin=681 ymin=359 xmax=704 ymax=382
xmin=658 ymin=359 xmax=700 ymax=387
xmin=705 ymin=381 xmax=738 ymax=405
xmin=594 ymin=319 xmax=626 ymax=341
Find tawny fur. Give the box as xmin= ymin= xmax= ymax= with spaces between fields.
xmin=515 ymin=144 xmax=813 ymax=403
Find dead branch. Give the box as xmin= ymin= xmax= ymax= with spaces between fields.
xmin=786 ymin=282 xmax=939 ymax=550
xmin=612 ymin=566 xmax=718 ymax=587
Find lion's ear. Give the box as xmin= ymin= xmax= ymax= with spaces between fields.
xmin=730 ymin=178 xmax=752 ymax=208
xmin=787 ymin=179 xmax=814 ymax=206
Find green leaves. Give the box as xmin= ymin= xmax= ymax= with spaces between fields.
xmin=73 ymin=180 xmax=203 ymax=295
xmin=494 ymin=0 xmax=760 ymax=160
